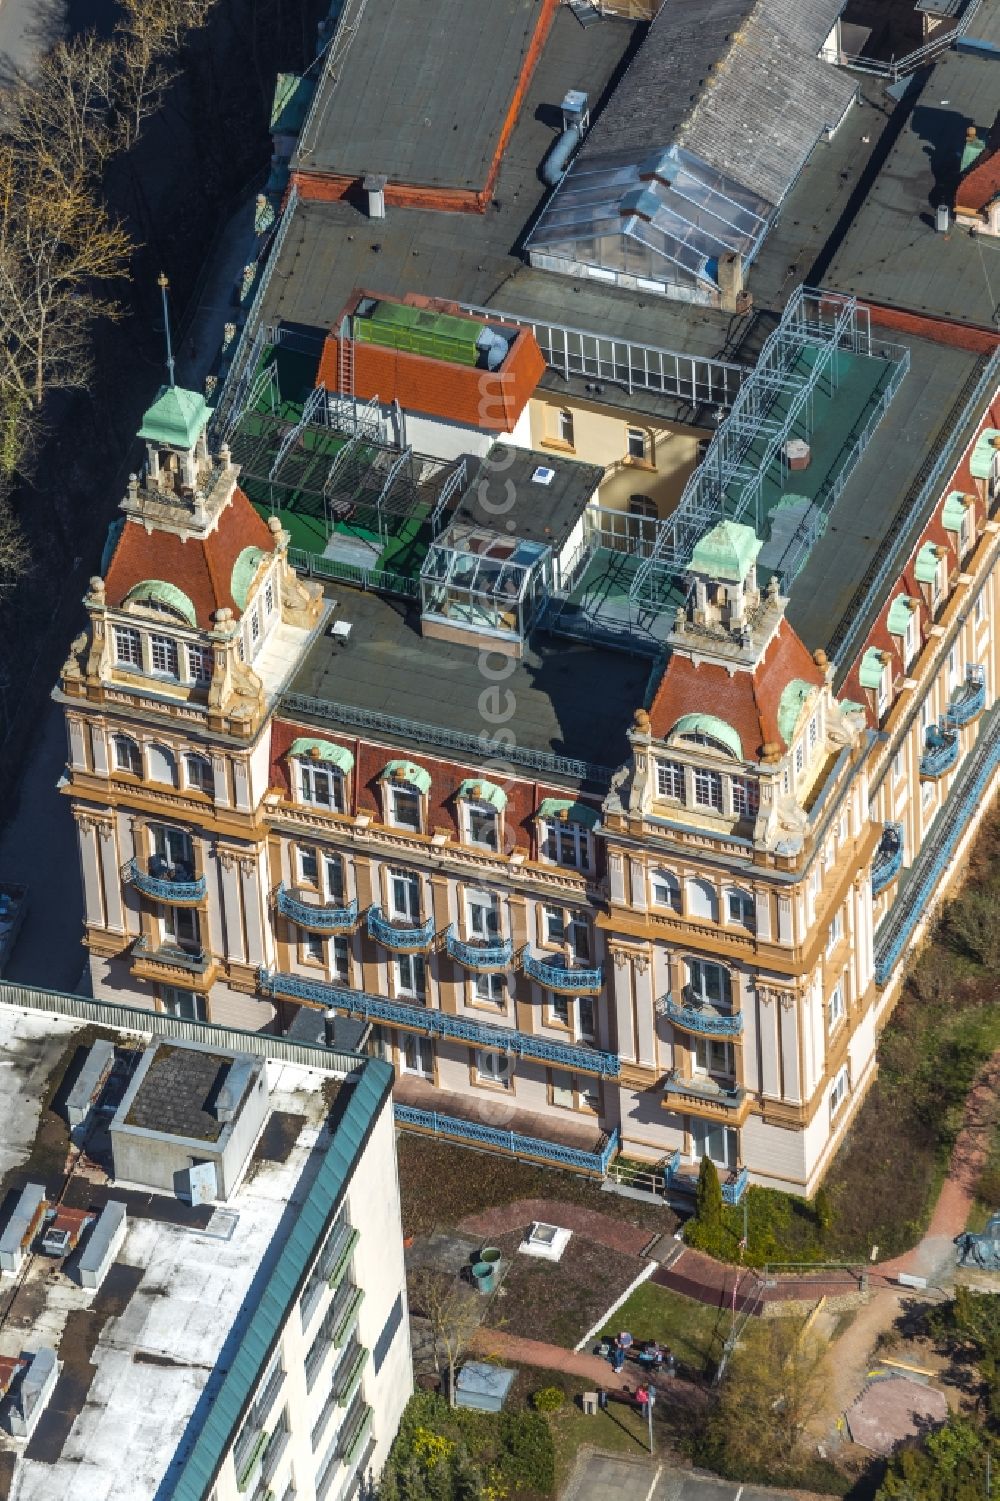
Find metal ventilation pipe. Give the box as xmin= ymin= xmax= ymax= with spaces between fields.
xmin=363 ymin=173 xmax=388 ymax=220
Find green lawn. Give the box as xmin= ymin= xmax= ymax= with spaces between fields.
xmin=606 ymin=1282 xmax=728 ymax=1378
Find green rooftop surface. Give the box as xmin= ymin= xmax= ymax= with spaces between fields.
xmin=138 ymin=385 xmax=212 ymax=449
xmin=354 ymin=300 xmax=486 ymax=366
xmin=722 ymin=343 xmax=896 ymax=549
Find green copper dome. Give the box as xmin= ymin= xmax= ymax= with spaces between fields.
xmin=137 ymin=385 xmax=213 ymax=450
xmin=689 ymin=520 xmax=761 ymax=583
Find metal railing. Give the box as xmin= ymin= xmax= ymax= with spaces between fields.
xmin=664 ymin=1149 xmax=749 ymax=1204
xmin=828 ymin=347 xmax=1000 ymax=673
xmin=366 ymin=907 xmax=436 ymax=952
xmin=870 ymin=822 xmax=904 ymax=898
xmin=660 ymin=993 xmax=744 ymax=1038
xmin=278 ymin=691 xmax=616 ymax=787
xmin=945 ymin=666 xmax=986 ymax=728
xmin=0 ymin=979 xmax=367 ymax=1076
xmin=522 ymin=949 xmax=603 ymax=994
xmin=445 ymin=930 xmax=514 ymax=971
xmin=875 ymin=706 xmax=1000 ymax=986
xmin=213 ymin=184 xmax=300 ymax=442
xmin=395 ymin=1103 xmax=619 ymax=1175
xmin=286 ymin=548 xmax=420 ymax=600
xmin=126 ymin=859 xmax=206 ymax=905
xmin=258 ymin=968 xmax=621 ymax=1076
xmin=276 ymin=885 xmax=359 ymax=934
xmin=919 ymin=723 xmax=959 ymax=779
xmin=838 ymin=0 xmax=984 ymax=81
xmin=454 ymin=298 xmax=747 ymax=409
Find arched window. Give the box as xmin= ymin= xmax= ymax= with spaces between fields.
xmin=147 ymin=744 xmax=177 ymax=786
xmin=628 ymin=494 xmax=657 ymax=520
xmin=185 ymin=754 xmax=213 ymax=797
xmin=112 ymin=734 xmax=141 ymax=777
xmin=687 ymin=877 xmax=718 ymax=923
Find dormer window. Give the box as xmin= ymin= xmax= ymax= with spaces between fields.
xmin=731 ymin=776 xmax=759 ymax=818
xmin=187 ymin=645 xmax=213 ymax=685
xmin=301 ymin=761 xmax=345 ymax=810
xmin=458 ymin=778 xmax=507 ymax=851
xmin=537 ymin=798 xmax=597 ymax=871
xmin=859 ymin=647 xmax=892 ymax=720
xmin=290 ymin=739 xmax=354 ymax=814
xmin=380 ymin=760 xmax=431 ymax=833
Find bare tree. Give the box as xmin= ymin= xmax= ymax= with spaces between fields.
xmin=708 ymin=1315 xmax=828 ymax=1477
xmin=408 ymin=1267 xmax=484 ymax=1409
xmin=3 ymin=34 xmax=119 ymax=187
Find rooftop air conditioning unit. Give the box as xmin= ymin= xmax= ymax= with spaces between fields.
xmin=531 ymin=466 xmax=555 ymax=486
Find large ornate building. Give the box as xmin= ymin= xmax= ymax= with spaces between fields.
xmin=55 ymin=344 xmax=1000 ymax=1200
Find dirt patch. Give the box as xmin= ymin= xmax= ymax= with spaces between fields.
xmin=252 ymin=1110 xmax=305 ymax=1166
xmin=398 ymin=1136 xmax=676 ymax=1241
xmin=459 ymin=1199 xmax=655 ymax=1258
xmin=483 ymin=1231 xmax=645 ymax=1349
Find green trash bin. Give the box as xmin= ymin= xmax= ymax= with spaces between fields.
xmin=472 ymin=1260 xmax=498 ymax=1295
xmin=480 ymin=1246 xmax=502 ymax=1267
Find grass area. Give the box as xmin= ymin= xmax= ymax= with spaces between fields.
xmin=397 ymin=1136 xmax=677 ymax=1241
xmin=606 ymin=1282 xmax=728 ymax=1379
xmin=686 ymin=811 xmax=1000 ymax=1266
xmin=483 ymin=1231 xmax=645 ymax=1348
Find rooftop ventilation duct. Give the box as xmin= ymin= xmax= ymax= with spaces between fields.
xmin=363 ymin=173 xmax=388 ymax=220
xmin=216 ymin=1058 xmax=254 ymax=1123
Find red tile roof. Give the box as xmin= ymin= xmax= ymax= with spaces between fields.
xmin=647 ymin=619 xmax=825 ymax=759
xmin=104 ymin=487 xmax=274 ymax=628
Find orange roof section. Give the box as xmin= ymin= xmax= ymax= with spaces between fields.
xmin=316 ymin=296 xmax=545 ymax=431
xmin=647 ymin=619 xmax=826 ymax=760
xmin=104 ymin=487 xmax=274 ymax=628
xmin=956 ymin=111 xmax=1000 ymax=215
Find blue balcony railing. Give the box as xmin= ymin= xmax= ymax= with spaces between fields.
xmin=920 ymin=722 xmax=959 ymax=779
xmin=367 ymin=907 xmax=436 ymax=952
xmin=132 ymin=936 xmax=211 ymax=974
xmin=276 ymin=884 xmax=358 ymax=934
xmin=662 ymin=1072 xmax=745 ymax=1112
xmin=395 ymin=1104 xmax=619 ymax=1176
xmin=445 ymin=929 xmax=513 ymax=971
xmin=259 ymin=969 xmax=620 ymax=1076
xmin=870 ymin=822 xmax=904 ymax=897
xmin=664 ymin=1149 xmax=749 ymax=1205
xmin=945 ymin=666 xmax=986 ymax=728
xmin=522 ymin=950 xmax=603 ymax=995
xmin=660 ymin=993 xmax=743 ymax=1038
xmin=127 ymin=858 xmax=206 ymax=904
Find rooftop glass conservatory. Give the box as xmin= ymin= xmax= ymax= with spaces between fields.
xmin=420 ymin=521 xmax=551 ymax=653
xmin=526 ymin=144 xmax=772 ymax=304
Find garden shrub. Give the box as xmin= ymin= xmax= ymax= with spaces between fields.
xmin=530 ymin=1386 xmax=565 ymax=1414
xmin=498 ymin=1410 xmax=555 ymax=1493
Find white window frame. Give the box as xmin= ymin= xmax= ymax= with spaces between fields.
xmin=112 ymin=734 xmax=141 ymax=777
xmin=184 ymin=754 xmax=213 ymax=796
xmin=390 ymin=870 xmax=421 ymax=922
xmin=903 ymin=608 xmax=919 ymax=669
xmin=826 ymin=907 xmax=843 ymax=954
xmin=160 ymin=986 xmax=205 ymax=1021
xmin=827 ymin=984 xmax=845 ymax=1031
xmin=693 ymin=767 xmax=723 ymax=812
xmin=150 ymin=634 xmax=179 ymax=679
xmin=694 ymin=1036 xmax=735 ymax=1078
xmin=726 ymin=890 xmax=754 ymax=928
xmin=731 ymin=776 xmax=759 ymax=819
xmin=473 ymin=971 xmax=506 ymax=1006
xmin=331 ymin=934 xmax=350 ymax=983
xmin=302 ymin=929 xmax=324 ymax=964
xmin=186 ymin=644 xmax=213 ymax=685
xmin=656 ymin=759 xmax=685 ymax=801
xmin=464 ymin=801 xmax=498 ymax=850
xmin=299 ymin=761 xmax=345 ymax=813
xmin=401 ymin=1033 xmax=433 ymax=1078
xmin=475 ymin=1048 xmax=510 ymax=1088
xmin=542 ymin=819 xmax=591 ymax=872
xmin=466 ymin=888 xmax=501 ymax=940
xmin=877 ymin=663 xmax=891 ymax=716
xmin=389 ymin=783 xmax=422 ymax=833
xmin=558 ymin=409 xmax=574 ymax=446
xmin=975 ymin=592 xmax=986 ymax=626
xmin=395 ymin=952 xmax=426 ymax=999
xmin=830 ymin=1064 xmax=849 ymax=1119
xmin=542 ymin=904 xmax=565 ymax=947
xmin=297 ymin=845 xmax=319 ymax=886
xmin=688 ymin=958 xmax=732 ymax=1009
xmin=114 ymin=625 xmax=142 ymax=669
xmin=626 ymin=426 xmax=647 ymax=460
xmin=651 ymin=869 xmax=681 ymax=912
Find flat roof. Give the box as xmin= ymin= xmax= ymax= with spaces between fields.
xmin=0 ymin=1006 xmax=377 ymax=1501
xmin=785 ymin=329 xmax=982 ymax=653
xmin=293 ymin=0 xmax=547 ymax=191
xmin=284 ymin=581 xmax=651 ymax=779
xmin=457 ymin=445 xmax=603 ymax=549
xmin=823 ymin=49 xmax=1000 ymax=329
xmin=122 ymin=1041 xmax=249 ymax=1143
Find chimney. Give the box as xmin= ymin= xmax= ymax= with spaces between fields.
xmin=718 ymin=253 xmax=744 ymax=313
xmin=363 ymin=174 xmax=388 ymax=220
